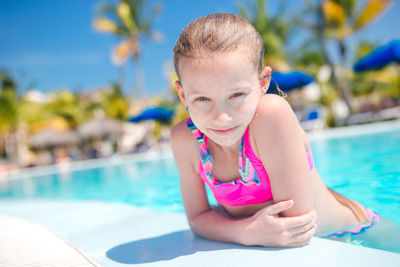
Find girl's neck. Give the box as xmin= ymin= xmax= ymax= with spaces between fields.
xmin=208 ymin=138 xmax=240 ymax=158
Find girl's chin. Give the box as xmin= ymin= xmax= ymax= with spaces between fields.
xmin=207 ymin=131 xmax=243 ymax=147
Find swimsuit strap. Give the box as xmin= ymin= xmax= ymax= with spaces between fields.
xmin=185 ymin=118 xmax=219 ymax=185
xmin=185 ymin=118 xmax=260 ymax=186
xmin=238 ymin=128 xmax=260 ymax=185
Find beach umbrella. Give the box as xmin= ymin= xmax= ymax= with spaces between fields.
xmin=128 ymin=106 xmax=175 ymax=123
xmin=30 ymin=129 xmax=79 ymax=149
xmin=353 ymin=40 xmax=400 ymax=72
xmin=269 ymin=71 xmax=315 ymax=92
xmin=78 ymin=117 xmax=122 ymax=139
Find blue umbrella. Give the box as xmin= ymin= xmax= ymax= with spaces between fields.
xmin=353 ymin=40 xmax=400 ymax=72
xmin=268 ymin=71 xmax=315 ymax=93
xmin=128 ymin=106 xmax=175 ymax=123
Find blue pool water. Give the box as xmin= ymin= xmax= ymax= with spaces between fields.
xmin=1 ymin=123 xmax=400 ymax=228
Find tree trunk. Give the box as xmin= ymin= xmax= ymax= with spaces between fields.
xmin=0 ymin=133 xmax=6 ymax=159
xmin=118 ymin=63 xmax=127 ymax=94
xmin=133 ymin=56 xmax=146 ymax=100
xmin=5 ymin=131 xmax=18 ymax=166
xmin=317 ymin=1 xmax=354 ymax=115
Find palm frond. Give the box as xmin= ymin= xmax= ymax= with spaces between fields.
xmin=353 ymin=0 xmax=392 ymax=30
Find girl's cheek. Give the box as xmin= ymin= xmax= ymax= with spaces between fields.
xmin=188 ymin=104 xmax=209 ymax=122
xmin=239 ymin=97 xmax=259 ymax=114
xmin=191 ymin=102 xmax=212 ymax=113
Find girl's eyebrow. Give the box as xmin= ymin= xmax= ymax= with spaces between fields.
xmin=232 ymin=87 xmax=251 ymax=91
xmin=186 ymin=91 xmax=207 ymax=98
xmin=187 ymin=87 xmax=251 ymax=97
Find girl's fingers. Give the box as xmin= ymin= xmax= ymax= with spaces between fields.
xmin=288 ymin=224 xmax=316 ymax=247
xmin=290 ymin=221 xmax=317 ymax=240
xmin=282 ymin=209 xmax=317 ymax=229
xmin=288 ymin=212 xmax=317 ymax=234
xmin=265 ymin=200 xmax=294 ymax=215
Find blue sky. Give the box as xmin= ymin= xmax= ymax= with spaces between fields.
xmin=1 ymin=0 xmax=399 ymax=97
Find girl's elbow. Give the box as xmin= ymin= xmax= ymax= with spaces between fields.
xmin=187 ymin=215 xmax=205 ymax=238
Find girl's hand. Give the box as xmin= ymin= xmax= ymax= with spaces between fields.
xmin=242 ymin=200 xmax=317 ymax=247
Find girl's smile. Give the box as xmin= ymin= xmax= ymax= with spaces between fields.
xmin=209 ymin=125 xmax=240 ymax=135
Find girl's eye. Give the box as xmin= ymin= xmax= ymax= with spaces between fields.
xmin=195 ymin=96 xmax=209 ymax=102
xmin=231 ymin=92 xmax=245 ymax=98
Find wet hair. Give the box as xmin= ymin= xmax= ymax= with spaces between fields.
xmin=173 ymin=13 xmax=286 ymax=97
xmin=173 ymin=13 xmax=263 ymax=80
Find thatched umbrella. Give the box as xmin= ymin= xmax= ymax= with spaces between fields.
xmin=30 ymin=129 xmax=79 ymax=149
xmin=78 ymin=117 xmax=123 ymax=140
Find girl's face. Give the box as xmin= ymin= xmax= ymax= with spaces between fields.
xmin=176 ymin=49 xmax=270 ymax=147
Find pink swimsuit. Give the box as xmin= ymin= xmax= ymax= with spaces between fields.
xmin=186 ymin=118 xmax=314 ymax=207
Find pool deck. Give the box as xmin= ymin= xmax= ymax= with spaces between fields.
xmin=0 ymin=199 xmax=399 ymax=266
xmin=1 ymin=120 xmax=400 ymax=265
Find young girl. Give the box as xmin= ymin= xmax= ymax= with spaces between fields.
xmin=170 ymin=13 xmax=399 ymax=251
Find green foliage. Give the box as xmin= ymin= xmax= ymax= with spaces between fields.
xmin=351 ymin=41 xmax=398 ymax=99
xmin=238 ymin=0 xmax=291 ymax=63
xmin=291 ymin=47 xmax=325 ymax=70
xmin=331 ymin=0 xmax=357 ymax=17
xmin=43 ymin=91 xmax=85 ymax=129
xmin=351 ymin=68 xmax=398 ymax=98
xmin=102 ymin=83 xmax=130 ymax=121
xmin=18 ymin=101 xmax=51 ymax=127
xmin=355 ymin=40 xmax=377 ymax=59
xmin=0 ymin=90 xmax=18 ymax=131
xmin=95 ymin=0 xmax=162 ymax=98
xmin=95 ymin=0 xmax=161 ymax=56
xmin=0 ymin=71 xmax=18 ymax=134
xmin=0 ymin=71 xmax=17 ymax=93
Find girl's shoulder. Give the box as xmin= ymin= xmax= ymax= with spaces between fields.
xmin=250 ymin=94 xmax=302 ymax=145
xmin=170 ymin=119 xmax=200 ymax=166
xmin=171 ymin=119 xmax=195 ymax=147
xmin=253 ymin=94 xmax=297 ymax=127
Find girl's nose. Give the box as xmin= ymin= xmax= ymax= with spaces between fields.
xmin=212 ymin=104 xmax=232 ymax=123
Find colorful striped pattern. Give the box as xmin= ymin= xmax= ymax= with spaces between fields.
xmin=185 ymin=118 xmax=260 ymax=186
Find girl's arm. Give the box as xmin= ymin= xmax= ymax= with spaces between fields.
xmin=171 ymin=120 xmax=316 ymax=247
xmin=253 ymin=94 xmax=314 ymax=217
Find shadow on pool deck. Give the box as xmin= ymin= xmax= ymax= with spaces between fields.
xmin=106 ymin=230 xmax=286 ymax=264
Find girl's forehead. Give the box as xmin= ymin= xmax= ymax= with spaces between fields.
xmin=181 ymin=49 xmax=252 ymax=67
xmin=179 ymin=50 xmax=256 ymax=83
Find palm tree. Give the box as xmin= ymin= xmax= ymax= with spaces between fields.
xmin=93 ymin=0 xmax=162 ymax=99
xmin=238 ymin=0 xmax=292 ymax=71
xmin=102 ymin=83 xmax=130 ymax=121
xmin=42 ymin=91 xmax=85 ymax=129
xmin=351 ymin=41 xmax=398 ymax=99
xmin=297 ymin=0 xmax=393 ymax=114
xmin=0 ymin=71 xmax=19 ymax=162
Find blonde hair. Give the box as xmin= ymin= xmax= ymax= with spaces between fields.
xmin=173 ymin=13 xmax=287 ymax=98
xmin=173 ymin=13 xmax=264 ymax=80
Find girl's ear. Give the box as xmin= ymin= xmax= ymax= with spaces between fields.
xmin=260 ymin=66 xmax=272 ymax=93
xmin=175 ymin=80 xmax=187 ymax=106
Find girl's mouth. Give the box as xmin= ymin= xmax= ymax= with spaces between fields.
xmin=209 ymin=125 xmax=240 ymax=135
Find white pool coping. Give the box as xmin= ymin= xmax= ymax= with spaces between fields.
xmin=0 ymin=199 xmax=399 ymax=266
xmin=307 ymin=119 xmax=400 ymax=140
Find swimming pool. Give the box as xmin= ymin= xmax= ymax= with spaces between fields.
xmin=1 ymin=121 xmax=400 ymax=229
